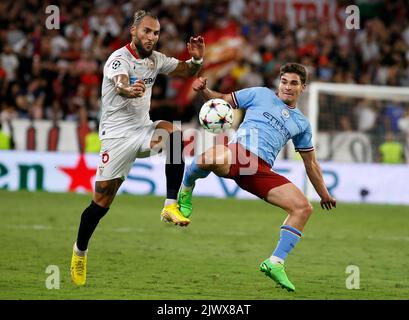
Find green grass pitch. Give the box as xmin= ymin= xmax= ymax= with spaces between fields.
xmin=0 ymin=190 xmax=408 ymax=300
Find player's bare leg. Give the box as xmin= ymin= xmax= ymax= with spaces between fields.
xmin=259 ymin=183 xmax=312 ymax=291
xmin=153 ymin=121 xmax=190 ymax=226
xmin=198 ymin=145 xmax=231 ymax=176
xmin=71 ymin=178 xmax=123 ymax=285
xmin=266 ymin=183 xmax=313 ymax=232
xmin=93 ymin=179 xmax=124 ymax=208
xmin=178 ymin=145 xmax=231 ymax=217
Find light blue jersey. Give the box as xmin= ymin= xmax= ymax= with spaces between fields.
xmin=231 ymin=87 xmax=313 ymax=168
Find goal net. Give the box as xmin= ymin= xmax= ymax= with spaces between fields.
xmin=306 ymin=82 xmax=409 ymax=162
xmin=297 ymin=82 xmax=409 ymax=199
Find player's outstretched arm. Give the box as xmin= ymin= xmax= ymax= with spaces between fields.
xmin=192 ymin=77 xmax=234 ymax=106
xmin=170 ymin=36 xmax=205 ymax=77
xmin=299 ymin=150 xmax=337 ymax=210
xmin=113 ymin=74 xmax=146 ymax=98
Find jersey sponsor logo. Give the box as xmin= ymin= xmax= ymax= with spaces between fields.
xmin=143 ymin=77 xmax=155 ymax=85
xmin=262 ymin=112 xmax=291 ymax=140
xmin=129 ymin=76 xmax=156 ymax=85
xmin=112 ymin=60 xmax=121 ymax=69
xmin=129 ymin=76 xmax=138 ymax=85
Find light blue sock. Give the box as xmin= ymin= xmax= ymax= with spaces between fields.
xmin=271 ymin=225 xmax=302 ymax=262
xmin=182 ymin=159 xmax=210 ymax=188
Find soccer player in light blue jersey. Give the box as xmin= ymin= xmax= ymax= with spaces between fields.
xmin=178 ymin=63 xmax=336 ymax=291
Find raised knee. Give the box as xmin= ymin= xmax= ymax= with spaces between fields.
xmin=305 ymin=203 xmax=313 ymax=217
xmin=200 ymin=153 xmax=216 ymax=168
xmin=294 ymin=202 xmax=313 ymax=220
xmin=197 ymin=160 xmax=213 ymax=171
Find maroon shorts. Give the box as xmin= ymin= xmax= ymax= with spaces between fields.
xmin=224 ymin=143 xmax=290 ymax=200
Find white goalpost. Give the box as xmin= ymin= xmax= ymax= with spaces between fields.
xmin=304 ymin=82 xmax=409 ymax=200
xmin=307 ymin=82 xmax=409 ymax=149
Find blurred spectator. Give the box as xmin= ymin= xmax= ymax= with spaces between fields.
xmin=0 ymin=66 xmax=7 ymax=95
xmin=0 ymin=104 xmax=18 ymax=122
xmin=355 ymin=99 xmax=378 ymax=132
xmin=15 ymin=79 xmax=46 ymax=119
xmin=0 ymin=0 xmax=407 ymax=131
xmin=228 ymin=0 xmax=245 ymax=21
xmin=398 ymin=106 xmax=409 ymax=137
xmin=239 ymin=63 xmax=264 ymax=87
xmin=383 ymin=100 xmax=405 ymax=133
xmin=49 ymin=29 xmax=69 ymax=59
xmin=45 ymin=100 xmax=64 ymax=122
xmin=1 ymin=46 xmax=19 ymax=82
xmin=6 ymin=23 xmax=25 ymax=48
xmin=335 ymin=96 xmax=356 ymax=131
xmin=89 ymin=8 xmax=120 ymax=40
xmin=64 ymin=18 xmax=86 ymax=39
xmin=0 ymin=122 xmax=11 ymax=150
xmin=149 ymin=74 xmax=178 ymax=122
xmin=377 ymin=132 xmax=405 ymax=164
xmin=85 ymin=128 xmax=101 ymax=153
xmin=87 ymin=87 xmax=101 ymax=123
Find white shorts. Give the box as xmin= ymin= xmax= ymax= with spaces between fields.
xmin=95 ymin=121 xmax=159 ymax=181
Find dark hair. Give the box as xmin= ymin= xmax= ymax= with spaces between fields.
xmin=132 ymin=9 xmax=158 ymax=27
xmin=279 ymin=63 xmax=307 ymax=84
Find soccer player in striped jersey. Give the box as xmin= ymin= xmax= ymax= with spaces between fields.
xmin=70 ymin=9 xmax=205 ymax=286
xmin=178 ymin=63 xmax=336 ymax=291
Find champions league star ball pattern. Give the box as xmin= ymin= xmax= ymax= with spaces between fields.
xmin=199 ymin=98 xmax=234 ymax=134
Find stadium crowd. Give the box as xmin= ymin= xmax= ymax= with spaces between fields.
xmin=0 ymin=0 xmax=408 ymax=146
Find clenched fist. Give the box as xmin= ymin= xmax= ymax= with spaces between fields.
xmin=192 ymin=77 xmax=207 ymax=92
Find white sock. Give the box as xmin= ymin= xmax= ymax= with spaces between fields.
xmin=74 ymin=242 xmax=88 ymax=257
xmin=269 ymin=255 xmax=284 ymax=265
xmin=164 ymin=199 xmax=177 ymax=206
xmin=181 ymin=183 xmax=194 ymax=192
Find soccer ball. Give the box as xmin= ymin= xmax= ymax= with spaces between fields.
xmin=199 ymin=98 xmax=234 ymax=134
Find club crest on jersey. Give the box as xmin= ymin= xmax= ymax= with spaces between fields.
xmin=281 ymin=109 xmax=290 ymax=119
xmin=102 ymin=152 xmax=110 ymax=164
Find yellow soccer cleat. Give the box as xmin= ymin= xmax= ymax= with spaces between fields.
xmin=161 ymin=203 xmax=190 ymax=226
xmin=70 ymin=246 xmax=87 ymax=286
